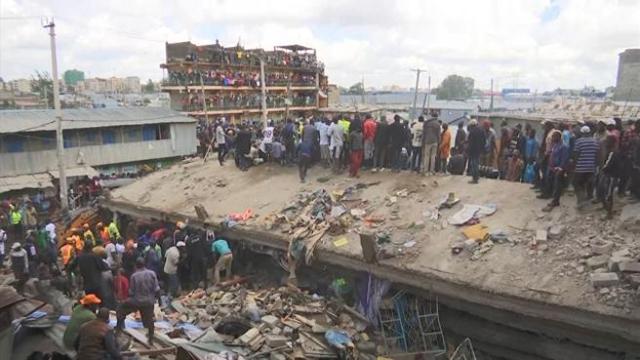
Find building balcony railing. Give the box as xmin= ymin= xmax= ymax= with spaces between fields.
xmin=181 ymin=98 xmax=317 ymax=113
xmin=162 ymin=58 xmax=324 ymax=73
xmin=161 ymin=79 xmax=316 ymax=88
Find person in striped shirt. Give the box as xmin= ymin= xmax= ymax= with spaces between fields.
xmin=572 ymin=126 xmax=600 ymax=209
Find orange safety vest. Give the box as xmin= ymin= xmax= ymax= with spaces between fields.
xmin=60 ymin=244 xmax=74 ymax=265
xmin=99 ymin=228 xmax=110 ymax=243
xmin=72 ymin=235 xmax=84 ymax=252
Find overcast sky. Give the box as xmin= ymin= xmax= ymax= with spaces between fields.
xmin=1 ymin=0 xmax=638 ymax=91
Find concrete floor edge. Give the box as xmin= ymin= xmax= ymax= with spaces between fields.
xmin=101 ymin=197 xmax=640 ymax=357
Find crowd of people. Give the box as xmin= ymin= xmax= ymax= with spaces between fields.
xmin=199 ymin=113 xmax=640 ymax=215
xmin=165 ymin=69 xmax=317 ymax=88
xmin=173 ymin=43 xmax=322 ymax=71
xmin=2 ymin=210 xmax=236 ymax=354
xmin=184 ymin=92 xmax=316 ymax=112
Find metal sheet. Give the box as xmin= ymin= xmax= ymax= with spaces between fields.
xmin=48 ymin=166 xmax=98 ymax=179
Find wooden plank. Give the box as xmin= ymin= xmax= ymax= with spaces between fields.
xmin=121 ymin=347 xmax=176 ymax=356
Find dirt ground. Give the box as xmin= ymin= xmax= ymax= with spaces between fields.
xmin=111 ymin=159 xmax=640 ymax=320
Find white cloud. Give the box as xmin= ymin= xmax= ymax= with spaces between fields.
xmin=1 ymin=0 xmax=638 ymax=91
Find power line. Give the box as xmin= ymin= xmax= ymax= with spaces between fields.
xmin=0 ymin=16 xmax=45 ymax=20
xmin=61 ymin=114 xmax=183 ymax=122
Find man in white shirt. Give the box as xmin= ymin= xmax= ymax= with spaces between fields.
xmin=410 ymin=117 xmax=425 ymax=172
xmin=215 ymin=122 xmax=227 ymax=166
xmin=328 ymin=118 xmax=344 ymax=171
xmin=164 ymin=241 xmax=184 ymax=297
xmin=45 ymin=220 xmax=56 ymax=244
xmin=316 ymin=119 xmax=330 ymax=167
xmin=261 ymin=121 xmax=275 ymax=158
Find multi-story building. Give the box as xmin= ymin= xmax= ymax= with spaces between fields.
xmin=161 ymin=41 xmax=329 ymax=122
xmin=83 ymin=78 xmax=108 ymax=93
xmin=614 ymin=48 xmax=640 ymax=102
xmin=125 ymin=76 xmax=141 ymax=93
xmin=9 ymin=79 xmax=33 ymax=94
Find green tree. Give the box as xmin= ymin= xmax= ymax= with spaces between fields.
xmin=143 ymin=79 xmax=155 ymax=93
xmin=347 ymin=82 xmax=364 ymax=95
xmin=435 ymin=75 xmax=474 ymax=100
xmin=31 ymin=71 xmax=54 ymax=108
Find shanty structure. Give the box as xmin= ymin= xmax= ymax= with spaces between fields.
xmin=0 ymin=108 xmax=197 ymax=193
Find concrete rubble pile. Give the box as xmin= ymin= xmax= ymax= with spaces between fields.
xmin=510 ymin=208 xmax=640 ymax=312
xmin=162 ymin=283 xmax=379 ymax=359
xmin=261 ymin=183 xmax=426 ymax=262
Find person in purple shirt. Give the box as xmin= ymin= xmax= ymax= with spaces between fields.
xmin=540 ymin=131 xmax=569 ymax=212
xmin=116 ymin=258 xmax=159 ymax=345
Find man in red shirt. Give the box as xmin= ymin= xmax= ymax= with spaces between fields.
xmin=113 ymin=268 xmax=129 ymax=304
xmin=362 ymin=114 xmax=378 ymax=169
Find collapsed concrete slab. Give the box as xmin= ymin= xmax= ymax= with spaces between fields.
xmin=102 ymin=161 xmax=640 ymax=358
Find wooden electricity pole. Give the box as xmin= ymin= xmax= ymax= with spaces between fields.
xmin=44 ymin=18 xmax=68 ymax=213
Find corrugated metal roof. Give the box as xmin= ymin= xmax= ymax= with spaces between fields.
xmin=0 ymin=107 xmax=196 ymax=133
xmin=49 ymin=166 xmax=99 ymax=179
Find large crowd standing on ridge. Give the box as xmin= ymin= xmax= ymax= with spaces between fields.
xmin=199 ymin=113 xmax=640 ymax=216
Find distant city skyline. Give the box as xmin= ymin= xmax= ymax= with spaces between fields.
xmin=1 ymin=0 xmax=638 ymax=91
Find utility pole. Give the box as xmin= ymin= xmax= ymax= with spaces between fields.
xmin=197 ymin=64 xmax=209 ymax=124
xmin=421 ymin=74 xmax=431 ymax=117
xmin=44 ymin=18 xmax=68 ymax=214
xmin=259 ymin=58 xmax=267 ymax=127
xmin=489 ymin=78 xmax=494 ymax=112
xmin=410 ymin=68 xmax=425 ymax=120
xmin=361 ymin=75 xmax=365 ymax=104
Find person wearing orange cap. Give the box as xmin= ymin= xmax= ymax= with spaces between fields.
xmin=63 ymin=294 xmax=100 ymax=349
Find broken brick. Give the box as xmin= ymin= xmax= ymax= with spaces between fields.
xmin=265 ymin=334 xmax=288 ymax=347
xmin=590 ymin=272 xmax=619 ymax=287
xmin=586 ymin=255 xmax=610 ymax=269
xmin=619 ymin=261 xmax=640 ymax=273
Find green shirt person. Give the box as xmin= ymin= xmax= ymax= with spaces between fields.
xmin=63 ymin=294 xmax=100 ymax=349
